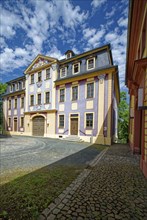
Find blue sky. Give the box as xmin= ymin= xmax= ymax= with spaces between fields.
xmin=0 ymin=0 xmax=129 ymax=90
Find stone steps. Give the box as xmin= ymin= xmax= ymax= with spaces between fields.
xmin=63 ymin=135 xmax=83 ymax=142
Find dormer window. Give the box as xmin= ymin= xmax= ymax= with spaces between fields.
xmin=65 ymin=50 xmax=75 ymax=59
xmin=87 ymin=57 xmax=95 ymax=70
xmin=60 ymin=67 xmax=67 ymax=78
xmin=66 ymin=53 xmax=72 ymax=59
xmin=38 ymin=72 xmax=42 ymax=82
xmin=73 ymin=63 xmax=80 ymax=74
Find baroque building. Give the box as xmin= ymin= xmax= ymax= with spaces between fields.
xmin=126 ymin=0 xmax=147 ymax=177
xmin=3 ymin=44 xmax=120 ymax=145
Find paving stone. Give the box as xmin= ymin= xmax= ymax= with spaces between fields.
xmin=39 ymin=144 xmax=147 ymax=220
xmin=47 ymin=214 xmax=56 ymax=220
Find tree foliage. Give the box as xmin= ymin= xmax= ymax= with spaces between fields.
xmin=118 ymin=91 xmax=129 ymax=143
xmin=0 ymin=83 xmax=7 ymax=131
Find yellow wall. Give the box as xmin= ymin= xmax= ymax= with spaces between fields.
xmin=129 ymin=95 xmax=135 ymax=144
xmin=144 ymin=71 xmax=147 ymax=162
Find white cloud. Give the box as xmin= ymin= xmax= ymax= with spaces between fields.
xmin=0 ymin=7 xmax=21 ymax=39
xmin=118 ymin=17 xmax=128 ymax=28
xmin=106 ymin=7 xmax=116 ymax=19
xmin=47 ymin=46 xmax=65 ymax=60
xmin=83 ymin=26 xmax=106 ymax=48
xmin=91 ymin=0 xmax=107 ymax=9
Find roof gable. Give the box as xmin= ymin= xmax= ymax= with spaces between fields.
xmin=24 ymin=54 xmax=57 ymax=74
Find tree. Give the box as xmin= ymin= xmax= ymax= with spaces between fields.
xmin=118 ymin=91 xmax=129 ymax=143
xmin=0 ymin=83 xmax=7 ymax=132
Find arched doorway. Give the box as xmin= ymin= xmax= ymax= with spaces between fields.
xmin=32 ymin=116 xmax=45 ymax=136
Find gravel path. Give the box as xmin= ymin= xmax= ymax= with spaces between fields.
xmin=0 ymin=136 xmax=99 ymax=174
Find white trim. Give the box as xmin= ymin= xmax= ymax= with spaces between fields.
xmin=84 ymin=112 xmax=94 ymax=129
xmin=58 ymin=114 xmax=65 ymax=129
xmin=85 ymin=81 xmax=95 ymax=99
xmin=87 ymin=57 xmax=95 ymax=70
xmin=72 ymin=62 xmax=80 ymax=75
xmin=59 ymin=87 xmax=66 ymax=102
xmin=60 ymin=67 xmax=67 ymax=78
xmin=71 ymin=84 xmax=79 ymax=101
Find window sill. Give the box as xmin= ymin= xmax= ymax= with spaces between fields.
xmin=44 ymin=78 xmax=51 ymax=81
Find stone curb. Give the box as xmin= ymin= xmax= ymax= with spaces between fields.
xmin=38 ymin=147 xmax=108 ymax=220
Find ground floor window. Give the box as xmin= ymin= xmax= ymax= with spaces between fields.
xmin=86 ymin=113 xmax=93 ymax=128
xmin=59 ymin=115 xmax=64 ymax=128
xmin=20 ymin=117 xmax=24 ymax=128
xmin=8 ymin=118 xmax=11 ymax=127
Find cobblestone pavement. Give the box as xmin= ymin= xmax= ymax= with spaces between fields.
xmin=39 ymin=144 xmax=147 ymax=220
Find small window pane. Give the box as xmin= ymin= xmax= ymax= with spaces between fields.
xmin=59 ymin=115 xmax=64 ymax=127
xmin=14 ymin=99 xmax=17 ymax=108
xmin=38 ymin=94 xmax=41 ymax=105
xmin=86 ymin=113 xmax=93 ymax=128
xmin=46 ymin=68 xmax=50 ymax=79
xmin=73 ymin=63 xmax=79 ymax=74
xmin=87 ymin=83 xmax=94 ymax=98
xmin=21 ymin=117 xmax=24 ymax=127
xmin=60 ymin=89 xmax=65 ymax=102
xmin=88 ymin=58 xmax=94 ymax=69
xmin=31 ymin=74 xmax=34 ymax=84
xmin=21 ymin=97 xmax=24 ymax=108
xmin=72 ymin=86 xmax=78 ymax=101
xmin=38 ymin=72 xmax=42 ymax=82
xmin=60 ymin=68 xmax=66 ymax=78
xmin=30 ymin=95 xmax=34 ymax=106
xmin=45 ymin=92 xmax=50 ymax=103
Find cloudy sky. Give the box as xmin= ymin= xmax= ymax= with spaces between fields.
xmin=0 ymin=0 xmax=129 ymax=90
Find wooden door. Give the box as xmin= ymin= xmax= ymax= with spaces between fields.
xmin=14 ymin=118 xmax=17 ymax=131
xmin=70 ymin=118 xmax=78 ymax=135
xmin=32 ymin=116 xmax=45 ymax=136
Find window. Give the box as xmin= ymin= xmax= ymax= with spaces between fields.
xmin=8 ymin=118 xmax=11 ymax=127
xmin=87 ymin=58 xmax=95 ymax=70
xmin=59 ymin=115 xmax=64 ymax=128
xmin=10 ymin=85 xmax=13 ymax=92
xmin=38 ymin=72 xmax=42 ymax=82
xmin=18 ymin=82 xmax=21 ymax=90
xmin=46 ymin=68 xmax=50 ymax=79
xmin=30 ymin=95 xmax=34 ymax=106
xmin=16 ymin=83 xmax=19 ymax=90
xmin=13 ymin=84 xmax=15 ymax=91
xmin=72 ymin=86 xmax=78 ymax=101
xmin=45 ymin=92 xmax=50 ymax=103
xmin=60 ymin=88 xmax=65 ymax=102
xmin=22 ymin=80 xmax=25 ymax=88
xmin=8 ymin=99 xmax=11 ymax=109
xmin=20 ymin=117 xmax=24 ymax=127
xmin=14 ymin=98 xmax=17 ymax=109
xmin=60 ymin=67 xmax=66 ymax=78
xmin=31 ymin=74 xmax=34 ymax=84
xmin=38 ymin=93 xmax=41 ymax=105
xmin=87 ymin=82 xmax=94 ymax=98
xmin=73 ymin=63 xmax=80 ymax=74
xmin=66 ymin=53 xmax=71 ymax=59
xmin=21 ymin=97 xmax=24 ymax=108
xmin=86 ymin=113 xmax=93 ymax=128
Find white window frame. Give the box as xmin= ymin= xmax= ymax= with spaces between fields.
xmin=72 ymin=63 xmax=80 ymax=75
xmin=30 ymin=95 xmax=34 ymax=106
xmin=86 ymin=82 xmax=94 ymax=99
xmin=60 ymin=67 xmax=67 ymax=78
xmin=30 ymin=74 xmax=34 ymax=84
xmin=71 ymin=85 xmax=78 ymax=101
xmin=87 ymin=57 xmax=95 ymax=70
xmin=20 ymin=117 xmax=24 ymax=128
xmin=84 ymin=112 xmax=94 ymax=129
xmin=37 ymin=93 xmax=41 ymax=105
xmin=45 ymin=91 xmax=50 ymax=104
xmin=8 ymin=99 xmax=11 ymax=109
xmin=66 ymin=53 xmax=72 ymax=59
xmin=58 ymin=114 xmax=65 ymax=128
xmin=46 ymin=68 xmax=51 ymax=79
xmin=59 ymin=88 xmax=65 ymax=102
